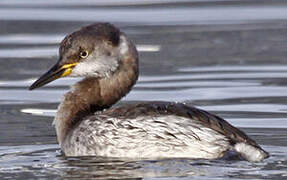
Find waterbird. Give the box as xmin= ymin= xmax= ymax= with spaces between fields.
xmin=29 ymin=23 xmax=269 ymax=162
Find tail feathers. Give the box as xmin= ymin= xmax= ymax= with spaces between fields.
xmin=234 ymin=142 xmax=269 ymax=162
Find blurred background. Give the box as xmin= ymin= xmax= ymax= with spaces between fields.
xmin=1 ymin=0 xmax=287 ymax=179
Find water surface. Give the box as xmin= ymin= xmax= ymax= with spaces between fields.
xmin=1 ymin=0 xmax=287 ymax=179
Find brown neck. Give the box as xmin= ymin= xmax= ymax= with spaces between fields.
xmin=54 ymin=54 xmax=138 ymax=145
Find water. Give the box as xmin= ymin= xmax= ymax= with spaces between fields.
xmin=1 ymin=0 xmax=287 ymax=179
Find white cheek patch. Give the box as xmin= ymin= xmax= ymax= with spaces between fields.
xmin=119 ymin=35 xmax=129 ymax=55
xmin=69 ymin=34 xmax=129 ymax=78
xmin=70 ymin=55 xmax=119 ymax=77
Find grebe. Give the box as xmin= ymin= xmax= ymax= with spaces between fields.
xmin=29 ymin=23 xmax=269 ymax=162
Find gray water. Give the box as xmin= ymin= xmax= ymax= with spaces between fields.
xmin=1 ymin=0 xmax=287 ymax=179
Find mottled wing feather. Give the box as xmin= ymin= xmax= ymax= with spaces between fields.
xmin=103 ymin=101 xmax=262 ymax=150
xmin=64 ymin=102 xmax=231 ymax=158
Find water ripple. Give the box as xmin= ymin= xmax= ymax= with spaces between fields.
xmin=1 ymin=6 xmax=287 ymax=25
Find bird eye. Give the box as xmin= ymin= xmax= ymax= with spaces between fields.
xmin=79 ymin=50 xmax=89 ymax=59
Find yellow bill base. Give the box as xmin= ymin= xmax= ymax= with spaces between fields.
xmin=60 ymin=63 xmax=78 ymax=77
